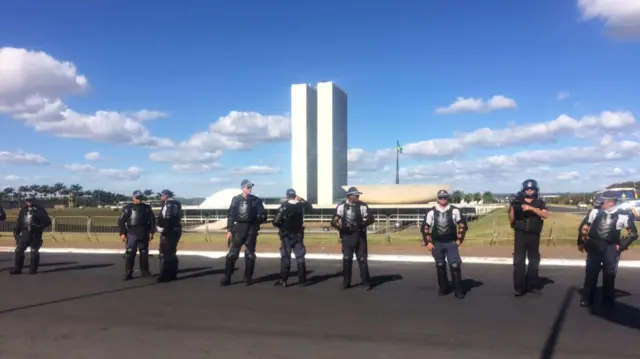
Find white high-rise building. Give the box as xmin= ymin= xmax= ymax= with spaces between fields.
xmin=316 ymin=81 xmax=348 ymax=205
xmin=290 ymin=84 xmax=318 ymax=204
xmin=290 ymin=81 xmax=348 ymax=206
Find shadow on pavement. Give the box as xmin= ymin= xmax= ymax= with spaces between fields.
xmin=539 ymin=277 xmax=555 ymax=290
xmin=539 ymin=286 xmax=575 ymax=359
xmin=251 ymin=270 xmax=315 ymax=285
xmin=368 ymin=274 xmax=403 ymax=289
xmin=0 ymin=261 xmax=79 ymax=272
xmin=0 ymin=282 xmax=156 ymax=315
xmin=461 ymin=278 xmax=484 ymax=295
xmin=304 ymin=271 xmax=343 ymax=287
xmin=177 ymin=268 xmax=228 ymax=281
xmin=40 ymin=263 xmax=114 ymax=274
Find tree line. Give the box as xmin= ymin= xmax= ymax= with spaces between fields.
xmin=0 ymin=183 xmax=161 ymax=207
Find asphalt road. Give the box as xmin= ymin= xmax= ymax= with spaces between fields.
xmin=0 ymin=253 xmax=638 ymax=359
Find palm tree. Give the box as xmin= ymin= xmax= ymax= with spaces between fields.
xmin=473 ymin=192 xmax=482 ymax=202
xmin=143 ymin=189 xmax=154 ymax=198
xmin=481 ymin=191 xmax=495 ymax=203
xmin=68 ymin=184 xmax=84 ymax=207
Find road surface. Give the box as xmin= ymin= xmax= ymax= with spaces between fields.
xmin=0 ymin=253 xmax=638 ymax=359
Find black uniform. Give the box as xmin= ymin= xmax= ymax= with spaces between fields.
xmin=118 ymin=202 xmax=156 ymax=280
xmin=272 ymin=199 xmax=312 ymax=286
xmin=11 ymin=203 xmax=51 ymax=274
xmin=580 ymin=207 xmax=638 ymax=307
xmin=510 ymin=180 xmax=547 ymax=295
xmin=221 ymin=194 xmax=267 ymax=286
xmin=331 ymin=200 xmax=374 ymax=289
xmin=0 ymin=205 xmax=6 ymax=222
xmin=156 ymin=198 xmax=182 ymax=282
xmin=421 ymin=205 xmax=468 ymax=298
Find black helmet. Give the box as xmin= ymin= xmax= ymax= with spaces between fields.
xmin=521 ymin=179 xmax=539 ymax=199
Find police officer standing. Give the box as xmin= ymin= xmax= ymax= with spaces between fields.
xmin=10 ymin=196 xmax=51 ymax=275
xmin=421 ymin=190 xmax=468 ymax=298
xmin=155 ymin=189 xmax=182 ymax=283
xmin=118 ymin=190 xmax=156 ymax=280
xmin=508 ymin=179 xmax=549 ymax=296
xmin=579 ymin=193 xmax=638 ymax=308
xmin=0 ymin=204 xmax=6 ymax=222
xmin=272 ymin=188 xmax=312 ymax=287
xmin=221 ymin=179 xmax=267 ymax=286
xmin=330 ymin=187 xmax=374 ymax=290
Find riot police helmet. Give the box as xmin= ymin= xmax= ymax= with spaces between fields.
xmin=521 ymin=179 xmax=539 ymax=198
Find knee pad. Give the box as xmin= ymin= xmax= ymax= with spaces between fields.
xmin=436 ymin=261 xmax=446 ymax=269
xmin=342 ymin=254 xmax=352 ymax=261
xmin=450 ymin=262 xmax=461 ymax=270
xmin=295 ymin=247 xmax=307 ymax=258
xmin=30 ymin=249 xmax=40 ymax=255
xmin=296 ymin=257 xmax=305 ymax=264
xmin=139 ymin=248 xmax=148 ymax=255
xmin=244 ymin=250 xmax=256 ymax=260
xmin=226 ymin=249 xmax=240 ymax=260
xmin=357 ymin=254 xmax=367 ymax=263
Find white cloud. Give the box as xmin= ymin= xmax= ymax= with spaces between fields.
xmin=148 ymin=111 xmax=289 ymax=171
xmin=434 ymin=95 xmax=517 ymax=114
xmin=395 ymin=139 xmax=640 ymax=191
xmin=230 ymin=165 xmax=280 ymax=176
xmin=578 ymin=0 xmax=640 ymax=37
xmin=209 ymin=177 xmax=230 ymax=184
xmin=0 ymin=47 xmax=172 ymax=147
xmin=3 ymin=175 xmax=26 ymax=181
xmin=170 ymin=163 xmax=223 ymax=173
xmin=84 ymin=152 xmax=100 ymax=161
xmin=557 ymin=171 xmax=581 ymax=180
xmin=0 ymin=149 xmax=49 ymax=165
xmin=64 ymin=163 xmax=142 ymax=181
xmin=557 ymin=91 xmax=570 ymax=101
xmin=349 ymin=110 xmax=637 ymax=172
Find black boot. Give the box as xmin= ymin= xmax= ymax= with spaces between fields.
xmin=450 ymin=266 xmax=465 ymax=299
xmin=436 ymin=264 xmax=450 ymax=295
xmin=275 ymin=258 xmax=290 ymax=287
xmin=10 ymin=250 xmax=25 ymax=275
xmin=297 ymin=261 xmax=307 ymax=286
xmin=123 ymin=253 xmax=135 ymax=280
xmin=358 ymin=259 xmax=372 ymax=290
xmin=220 ymin=257 xmax=235 ymax=286
xmin=29 ymin=251 xmax=40 ymax=275
xmin=170 ymin=256 xmax=179 ymax=281
xmin=244 ymin=257 xmax=256 ymax=286
xmin=157 ymin=253 xmax=168 ymax=282
xmin=139 ymin=251 xmax=151 ymax=277
xmin=342 ymin=259 xmax=352 ymax=289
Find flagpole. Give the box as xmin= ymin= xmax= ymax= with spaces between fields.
xmin=396 ymin=140 xmax=400 ymax=185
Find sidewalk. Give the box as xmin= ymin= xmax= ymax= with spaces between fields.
xmin=1 ymin=239 xmax=639 ymax=261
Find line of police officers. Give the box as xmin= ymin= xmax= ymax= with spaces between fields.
xmin=2 ymin=178 xmax=637 ymax=308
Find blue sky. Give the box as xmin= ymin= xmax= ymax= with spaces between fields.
xmin=1 ymin=0 xmax=640 ymax=198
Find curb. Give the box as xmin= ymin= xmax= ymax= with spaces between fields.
xmin=3 ymin=247 xmax=640 ymax=268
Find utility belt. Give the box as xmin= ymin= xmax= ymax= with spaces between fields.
xmin=513 ymin=218 xmax=542 ymax=234
xmin=432 ymin=234 xmax=458 ymax=242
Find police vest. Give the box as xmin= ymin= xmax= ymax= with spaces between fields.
xmin=431 ymin=207 xmax=457 ymax=241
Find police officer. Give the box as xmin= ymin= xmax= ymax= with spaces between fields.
xmin=0 ymin=204 xmax=6 ymax=222
xmin=330 ymin=187 xmax=374 ymax=290
xmin=221 ymin=179 xmax=267 ymax=286
xmin=508 ymin=179 xmax=549 ymax=296
xmin=10 ymin=196 xmax=51 ymax=275
xmin=421 ymin=190 xmax=468 ymax=298
xmin=118 ymin=190 xmax=156 ymax=280
xmin=155 ymin=189 xmax=182 ymax=283
xmin=579 ymin=194 xmax=638 ymax=308
xmin=272 ymin=188 xmax=313 ymax=287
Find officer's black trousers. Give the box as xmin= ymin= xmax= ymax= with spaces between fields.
xmin=158 ymin=231 xmax=182 ymax=282
xmin=279 ymin=231 xmax=307 ymax=283
xmin=124 ymin=233 xmax=150 ymax=278
xmin=341 ymin=231 xmax=370 ymax=287
xmin=582 ymin=241 xmax=620 ymax=305
xmin=13 ymin=231 xmax=43 ymax=274
xmin=513 ymin=231 xmax=541 ymax=293
xmin=223 ymin=223 xmax=258 ymax=284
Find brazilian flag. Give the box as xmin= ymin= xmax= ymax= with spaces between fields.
xmin=396 ymin=141 xmax=403 ymax=154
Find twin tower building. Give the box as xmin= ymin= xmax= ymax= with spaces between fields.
xmin=290 ymin=82 xmax=348 ymax=206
